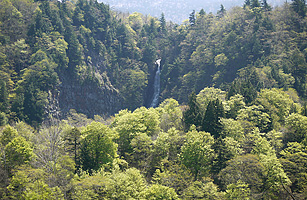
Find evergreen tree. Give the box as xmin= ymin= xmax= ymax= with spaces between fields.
xmin=65 ymin=25 xmax=82 ymax=73
xmin=291 ymin=0 xmax=306 ymax=18
xmin=189 ymin=10 xmax=196 ymax=26
xmin=228 ymin=80 xmax=258 ymax=104
xmin=217 ymin=4 xmax=226 ymax=18
xmin=251 ymin=0 xmax=261 ymax=8
xmin=183 ymin=92 xmax=203 ymax=131
xmin=302 ymin=102 xmax=307 ymax=116
xmin=202 ymin=99 xmax=224 ymax=138
xmin=261 ymin=0 xmax=272 ymax=11
xmin=0 ymin=80 xmax=9 ymax=113
xmin=64 ymin=127 xmax=82 ymax=172
xmin=244 ymin=0 xmax=251 ymax=8
xmin=159 ymin=13 xmax=167 ymax=35
xmin=149 ymin=18 xmax=158 ymax=37
xmin=199 ymin=8 xmax=206 ymax=16
xmin=211 ymin=137 xmax=234 ymax=181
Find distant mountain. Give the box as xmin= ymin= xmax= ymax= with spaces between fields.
xmin=100 ymin=0 xmax=285 ymax=23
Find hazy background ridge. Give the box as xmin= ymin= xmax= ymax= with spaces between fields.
xmin=101 ymin=0 xmax=285 ymax=23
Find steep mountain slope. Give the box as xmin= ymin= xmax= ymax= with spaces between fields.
xmin=0 ymin=0 xmax=307 ymax=127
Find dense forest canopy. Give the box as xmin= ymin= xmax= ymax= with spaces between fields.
xmin=1 ymin=0 xmax=307 ymax=199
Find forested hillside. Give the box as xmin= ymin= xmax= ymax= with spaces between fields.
xmin=1 ymin=0 xmax=307 ymax=199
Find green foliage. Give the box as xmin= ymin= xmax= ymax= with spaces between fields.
xmin=6 ymin=167 xmax=64 ymax=200
xmin=225 ymin=94 xmax=245 ymax=119
xmin=130 ymin=132 xmax=152 ymax=172
xmin=72 ymin=168 xmax=147 ymax=199
xmin=1 ymin=0 xmax=307 ymax=198
xmin=64 ymin=127 xmax=81 ymax=170
xmin=23 ymin=180 xmax=64 ymax=200
xmin=220 ymin=118 xmax=244 ymax=140
xmin=117 ymin=66 xmax=148 ymax=110
xmin=280 ymin=142 xmax=307 ymax=194
xmin=157 ymin=98 xmax=183 ymax=131
xmin=151 ymin=128 xmax=185 ymax=176
xmin=219 ymin=154 xmax=265 ymax=193
xmin=203 ymin=98 xmax=225 ymax=138
xmin=182 ymin=177 xmax=225 ymax=199
xmin=237 ymin=105 xmax=272 ymax=133
xmin=291 ymin=0 xmax=307 ymax=17
xmin=143 ymin=184 xmax=179 ymax=200
xmin=225 ymin=180 xmax=251 ymax=200
xmin=112 ymin=107 xmax=159 ymax=160
xmin=183 ymin=92 xmax=203 ymax=130
xmin=285 ymin=113 xmax=307 ymax=143
xmin=211 ymin=137 xmax=243 ymax=175
xmin=0 ymin=125 xmax=18 ymax=146
xmin=179 ymin=126 xmax=215 ymax=179
xmin=256 ymin=88 xmax=300 ymax=128
xmin=252 ymin=135 xmax=290 ymax=196
xmin=152 ymin=161 xmax=194 ymax=195
xmin=0 ymin=112 xmax=7 ymax=126
xmin=227 ymin=80 xmax=258 ymax=104
xmin=4 ymin=136 xmax=34 ymax=169
xmin=265 ymin=130 xmax=283 ymax=152
xmin=80 ymin=121 xmax=118 ymax=172
xmin=0 ymin=80 xmax=9 ymax=113
xmin=197 ymin=87 xmax=226 ymax=110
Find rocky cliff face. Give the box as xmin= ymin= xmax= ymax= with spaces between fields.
xmin=58 ymin=75 xmax=123 ymax=118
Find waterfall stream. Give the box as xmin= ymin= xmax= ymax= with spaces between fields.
xmin=150 ymin=59 xmax=161 ymax=107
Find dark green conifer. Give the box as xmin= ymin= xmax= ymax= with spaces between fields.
xmin=0 ymin=80 xmax=9 ymax=113
xmin=199 ymin=8 xmax=206 ymax=16
xmin=291 ymin=0 xmax=306 ymax=18
xmin=183 ymin=92 xmax=203 ymax=131
xmin=217 ymin=5 xmax=226 ymax=18
xmin=64 ymin=127 xmax=82 ymax=172
xmin=202 ymin=99 xmax=224 ymax=138
xmin=159 ymin=13 xmax=167 ymax=35
xmin=189 ymin=10 xmax=196 ymax=26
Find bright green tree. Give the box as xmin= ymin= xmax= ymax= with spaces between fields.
xmin=151 ymin=128 xmax=186 ymax=176
xmin=80 ymin=121 xmax=118 ymax=172
xmin=143 ymin=184 xmax=179 ymax=200
xmin=112 ymin=107 xmax=159 ymax=161
xmin=4 ymin=136 xmax=34 ymax=170
xmin=237 ymin=105 xmax=272 ymax=133
xmin=130 ymin=132 xmax=153 ymax=173
xmin=179 ymin=126 xmax=215 ymax=179
xmin=225 ymin=180 xmax=251 ymax=200
xmin=157 ymin=98 xmax=183 ymax=131
xmin=7 ymin=167 xmax=64 ymax=200
xmin=0 ymin=125 xmax=18 ymax=146
xmin=182 ymin=177 xmax=225 ymax=199
xmin=71 ymin=168 xmax=147 ymax=199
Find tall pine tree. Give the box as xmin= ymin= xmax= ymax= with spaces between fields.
xmin=183 ymin=92 xmax=203 ymax=131
xmin=202 ymin=99 xmax=224 ymax=138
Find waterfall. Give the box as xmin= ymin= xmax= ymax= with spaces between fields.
xmin=150 ymin=59 xmax=161 ymax=107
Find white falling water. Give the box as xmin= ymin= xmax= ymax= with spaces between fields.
xmin=150 ymin=59 xmax=161 ymax=107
